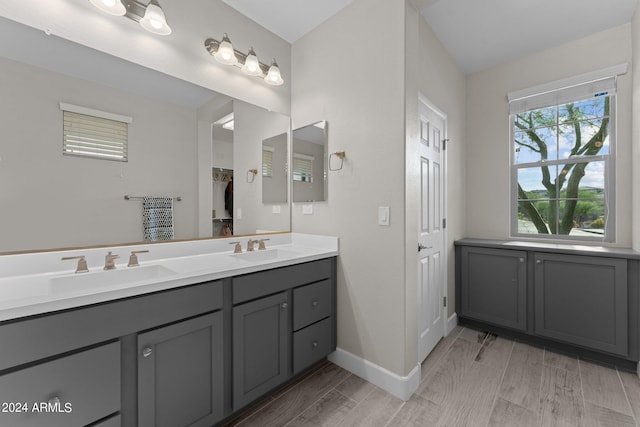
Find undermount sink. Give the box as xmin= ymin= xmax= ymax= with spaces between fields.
xmin=49 ymin=264 xmax=178 ymax=293
xmin=229 ymin=248 xmax=298 ymax=262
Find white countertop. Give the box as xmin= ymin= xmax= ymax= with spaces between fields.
xmin=0 ymin=233 xmax=338 ymax=322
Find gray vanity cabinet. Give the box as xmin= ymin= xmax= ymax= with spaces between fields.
xmin=534 ymin=253 xmax=628 ymax=356
xmin=232 ymin=291 xmax=291 ymax=410
xmin=137 ymin=311 xmax=224 ymax=427
xmin=459 ymin=246 xmax=527 ymax=331
xmin=231 ymin=258 xmax=336 ymax=412
xmin=0 ymin=342 xmax=120 ymax=427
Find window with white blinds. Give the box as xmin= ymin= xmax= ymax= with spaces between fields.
xmin=293 ymin=153 xmax=313 ymax=182
xmin=262 ymin=146 xmax=274 ymax=177
xmin=60 ymin=103 xmax=131 ymax=162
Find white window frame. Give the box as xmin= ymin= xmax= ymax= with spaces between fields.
xmin=508 ymin=65 xmax=626 ymax=243
xmin=262 ymin=146 xmax=274 ymax=177
xmin=293 ymin=153 xmax=314 ymax=183
xmin=60 ymin=102 xmax=131 ymax=162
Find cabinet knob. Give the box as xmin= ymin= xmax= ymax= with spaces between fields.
xmin=142 ymin=347 xmax=153 ymax=358
xmin=311 ymin=300 xmax=319 ymax=308
xmin=519 ymin=258 xmax=525 ymax=263
xmin=280 ymin=302 xmax=288 ymax=310
xmin=312 ymin=341 xmax=318 ymax=348
xmin=536 ymin=260 xmax=542 ymax=264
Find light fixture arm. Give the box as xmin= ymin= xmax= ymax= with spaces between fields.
xmin=204 ymin=38 xmax=271 ymax=76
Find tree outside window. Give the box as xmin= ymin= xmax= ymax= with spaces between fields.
xmin=512 ymin=94 xmax=613 ymax=240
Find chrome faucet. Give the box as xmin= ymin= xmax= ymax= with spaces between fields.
xmin=229 ymin=241 xmax=242 ymax=253
xmin=61 ymin=255 xmax=89 ymax=273
xmin=104 ymin=251 xmax=119 ymax=270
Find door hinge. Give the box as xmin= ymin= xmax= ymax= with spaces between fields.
xmin=443 ymin=296 xmax=447 ymax=307
xmin=443 ymin=139 xmax=449 ymax=150
xmin=443 ymin=218 xmax=446 ymax=229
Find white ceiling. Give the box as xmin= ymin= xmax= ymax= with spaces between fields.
xmin=221 ymin=0 xmax=353 ymax=43
xmin=421 ymin=0 xmax=639 ymax=74
xmin=224 ymin=0 xmax=638 ymax=74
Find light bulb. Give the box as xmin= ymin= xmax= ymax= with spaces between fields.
xmin=241 ymin=48 xmax=262 ymax=76
xmin=214 ymin=34 xmax=238 ymax=66
xmin=140 ymin=3 xmax=172 ymax=35
xmin=265 ymin=60 xmax=284 ymax=86
xmin=89 ymin=0 xmax=126 ymax=16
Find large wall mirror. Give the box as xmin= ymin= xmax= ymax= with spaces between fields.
xmin=0 ymin=17 xmax=290 ymax=253
xmin=292 ymin=121 xmax=328 ymax=202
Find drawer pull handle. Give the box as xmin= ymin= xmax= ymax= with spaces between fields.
xmin=280 ymin=302 xmax=288 ymax=310
xmin=311 ymin=300 xmax=319 ymax=308
xmin=142 ymin=347 xmax=153 ymax=358
xmin=312 ymin=341 xmax=319 ymax=349
xmin=48 ymin=396 xmax=61 ymax=406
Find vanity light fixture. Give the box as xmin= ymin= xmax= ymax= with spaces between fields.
xmin=204 ymin=35 xmax=284 ymax=86
xmin=89 ymin=0 xmax=172 ymax=35
xmin=89 ymin=0 xmax=126 ymax=16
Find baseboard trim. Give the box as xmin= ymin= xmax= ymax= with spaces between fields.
xmin=445 ymin=312 xmax=458 ymax=336
xmin=327 ymin=347 xmax=420 ymax=401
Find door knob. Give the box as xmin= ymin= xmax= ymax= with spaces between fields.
xmin=418 ymin=243 xmax=432 ymax=252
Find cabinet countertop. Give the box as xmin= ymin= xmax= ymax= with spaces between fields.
xmin=455 ymin=238 xmax=640 ymax=260
xmin=0 ymin=233 xmax=338 ymax=323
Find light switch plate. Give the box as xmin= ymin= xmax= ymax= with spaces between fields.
xmin=378 ymin=206 xmax=390 ymax=226
xmin=303 ymin=204 xmax=313 ymax=215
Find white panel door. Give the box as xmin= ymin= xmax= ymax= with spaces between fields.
xmin=418 ymin=98 xmax=446 ymax=363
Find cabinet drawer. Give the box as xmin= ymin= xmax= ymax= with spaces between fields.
xmin=293 ymin=280 xmax=332 ymax=331
xmin=293 ymin=317 xmax=333 ymax=373
xmin=233 ymin=258 xmax=333 ymax=304
xmin=0 ymin=342 xmax=120 ymax=427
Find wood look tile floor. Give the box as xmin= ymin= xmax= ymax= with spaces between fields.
xmin=224 ymin=326 xmax=640 ymax=427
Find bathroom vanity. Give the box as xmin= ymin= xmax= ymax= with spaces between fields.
xmin=0 ymin=233 xmax=337 ymax=427
xmin=455 ymin=238 xmax=640 ymax=369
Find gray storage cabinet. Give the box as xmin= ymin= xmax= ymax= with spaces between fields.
xmin=231 ymin=258 xmax=336 ymax=412
xmin=460 ymin=246 xmax=527 ymax=331
xmin=534 ymin=253 xmax=628 ymax=356
xmin=233 ymin=292 xmax=291 ymax=410
xmin=455 ymin=239 xmax=639 ymax=366
xmin=138 ymin=311 xmax=224 ymax=427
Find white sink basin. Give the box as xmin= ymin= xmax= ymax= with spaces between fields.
xmin=229 ymin=248 xmax=298 ymax=262
xmin=49 ymin=265 xmax=178 ymax=293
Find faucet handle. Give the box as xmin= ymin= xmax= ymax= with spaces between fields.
xmin=61 ymin=256 xmax=89 ymax=274
xmin=128 ymin=250 xmax=149 ymax=267
xmin=257 ymin=239 xmax=270 ymax=250
xmin=229 ymin=241 xmax=242 ymax=253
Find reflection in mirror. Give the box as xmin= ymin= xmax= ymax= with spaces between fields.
xmin=292 ymin=121 xmax=328 ymax=202
xmin=262 ymin=133 xmax=288 ymax=204
xmin=0 ymin=17 xmax=290 ymax=254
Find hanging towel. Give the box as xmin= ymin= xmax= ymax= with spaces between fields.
xmin=142 ymin=196 xmax=174 ymax=241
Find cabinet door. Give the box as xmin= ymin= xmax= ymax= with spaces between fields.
xmin=460 ymin=247 xmax=527 ymax=331
xmin=233 ymin=291 xmax=290 ymax=410
xmin=138 ymin=312 xmax=224 ymax=427
xmin=534 ymin=253 xmax=628 ymax=356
